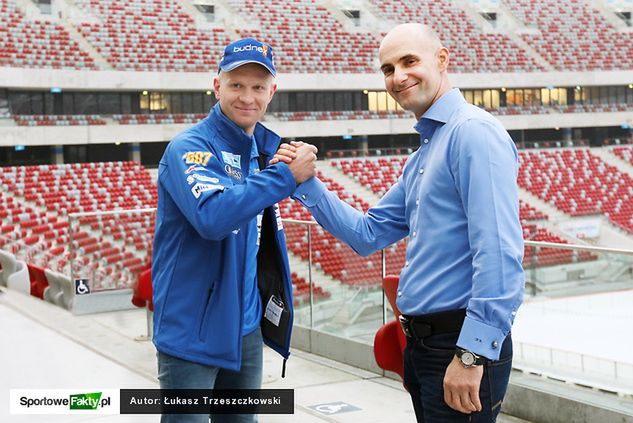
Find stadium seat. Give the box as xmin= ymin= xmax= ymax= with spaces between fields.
xmin=0 ymin=249 xmax=30 ymax=295
xmin=373 ymin=275 xmax=406 ymax=381
xmin=131 ymin=267 xmax=153 ymax=311
xmin=43 ymin=268 xmax=74 ymax=310
xmin=27 ymin=264 xmax=48 ymax=299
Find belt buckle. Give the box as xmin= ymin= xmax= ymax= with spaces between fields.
xmin=398 ymin=315 xmax=413 ymax=338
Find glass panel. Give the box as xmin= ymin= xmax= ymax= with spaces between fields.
xmin=69 ymin=209 xmax=155 ymax=293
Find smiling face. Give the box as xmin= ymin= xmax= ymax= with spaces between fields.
xmin=213 ymin=63 xmax=277 ymax=135
xmin=379 ymin=24 xmax=451 ymax=120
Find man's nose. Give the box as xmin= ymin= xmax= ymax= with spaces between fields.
xmin=393 ymin=67 xmax=407 ymax=85
xmin=239 ymin=91 xmax=255 ymax=103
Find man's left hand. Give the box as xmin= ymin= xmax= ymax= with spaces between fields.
xmin=443 ymin=355 xmax=484 ymax=414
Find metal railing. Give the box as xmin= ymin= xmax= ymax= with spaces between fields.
xmin=17 ymin=210 xmax=631 ymax=394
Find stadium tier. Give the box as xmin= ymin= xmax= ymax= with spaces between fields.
xmin=611 ymin=145 xmax=633 ymax=166
xmin=0 ymin=0 xmax=629 ymax=72
xmin=0 ymin=161 xmax=156 ymax=291
xmin=519 ymin=148 xmax=633 ymax=233
xmin=13 ymin=114 xmax=106 ymax=126
xmin=369 ymin=0 xmax=544 ymax=73
xmin=0 ymin=0 xmax=97 ymax=70
xmin=503 ymin=0 xmax=633 ymax=71
xmin=73 ymin=0 xmax=230 ymax=72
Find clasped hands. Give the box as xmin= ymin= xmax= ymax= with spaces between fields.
xmin=271 ymin=141 xmax=317 ymax=184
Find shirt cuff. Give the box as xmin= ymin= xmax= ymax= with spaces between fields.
xmin=456 ymin=315 xmax=507 ymax=361
xmin=291 ymin=176 xmax=326 ymax=207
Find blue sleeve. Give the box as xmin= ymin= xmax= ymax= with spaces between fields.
xmin=292 ymin=176 xmax=409 ymax=256
xmin=452 ymin=119 xmax=525 ymax=360
xmin=160 ymin=140 xmax=296 ymax=240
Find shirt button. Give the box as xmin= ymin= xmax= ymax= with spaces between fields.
xmin=416 ymin=199 xmax=420 ymax=206
xmin=423 ymin=138 xmax=429 ymax=144
xmin=405 ymin=260 xmax=409 ymax=266
xmin=397 ymin=291 xmax=402 ymax=297
xmin=301 ymin=194 xmax=307 ymax=200
xmin=419 ymin=168 xmax=424 ymax=174
xmin=412 ymin=231 xmax=417 ymax=237
xmin=492 ymin=340 xmax=499 ymax=349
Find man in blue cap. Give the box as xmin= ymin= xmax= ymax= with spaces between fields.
xmin=152 ymin=38 xmax=317 ymax=423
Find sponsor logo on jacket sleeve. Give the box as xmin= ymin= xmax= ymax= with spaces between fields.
xmin=182 ymin=151 xmax=213 ymax=166
xmin=224 ymin=164 xmax=243 ymax=180
xmin=184 ymin=165 xmax=207 ymax=174
xmin=191 ymin=183 xmax=224 ymax=199
xmin=186 ymin=174 xmax=220 ymax=185
xmin=274 ymin=203 xmax=283 ymax=231
xmin=221 ymin=151 xmax=241 ymax=169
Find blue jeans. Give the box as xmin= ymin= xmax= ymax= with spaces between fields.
xmin=157 ymin=327 xmax=263 ymax=423
xmin=403 ymin=331 xmax=513 ymax=423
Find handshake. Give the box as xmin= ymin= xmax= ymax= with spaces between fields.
xmin=270 ymin=141 xmax=318 ymax=184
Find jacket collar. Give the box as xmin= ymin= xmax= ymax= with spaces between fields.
xmin=207 ymin=103 xmax=281 ymax=158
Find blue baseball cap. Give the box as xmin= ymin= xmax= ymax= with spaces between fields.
xmin=218 ymin=38 xmax=276 ymax=77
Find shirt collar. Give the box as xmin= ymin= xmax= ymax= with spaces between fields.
xmin=414 ymin=88 xmax=464 ymax=134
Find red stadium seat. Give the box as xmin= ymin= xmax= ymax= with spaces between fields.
xmin=373 ymin=275 xmax=406 ymax=381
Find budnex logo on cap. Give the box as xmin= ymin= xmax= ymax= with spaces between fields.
xmin=219 ymin=38 xmax=276 ymax=76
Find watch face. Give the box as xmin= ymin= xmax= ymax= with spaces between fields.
xmin=461 ymin=352 xmax=475 ymax=366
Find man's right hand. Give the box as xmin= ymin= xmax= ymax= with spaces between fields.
xmin=280 ymin=142 xmax=317 ymax=184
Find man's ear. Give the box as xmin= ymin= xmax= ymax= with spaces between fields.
xmin=213 ymin=76 xmax=221 ymax=100
xmin=437 ymin=47 xmax=449 ymax=72
xmin=269 ymin=82 xmax=278 ymax=101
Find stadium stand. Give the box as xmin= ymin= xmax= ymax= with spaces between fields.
xmin=228 ymin=0 xmax=379 ymax=73
xmin=72 ymin=0 xmax=230 ymax=71
xmin=503 ymin=0 xmax=633 ymax=70
xmin=611 ymin=145 xmax=633 ymax=165
xmin=0 ymin=162 xmax=156 ymax=293
xmin=368 ymin=0 xmax=544 ymax=72
xmin=113 ymin=113 xmax=207 ymax=125
xmin=13 ymin=114 xmax=106 ymax=126
xmin=0 ymin=0 xmax=97 ymax=70
xmin=519 ymin=148 xmax=633 ymax=233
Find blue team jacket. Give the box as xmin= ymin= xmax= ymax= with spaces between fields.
xmin=152 ymin=104 xmax=296 ymax=371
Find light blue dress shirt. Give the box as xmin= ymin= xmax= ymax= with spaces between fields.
xmin=293 ymin=88 xmax=524 ymax=360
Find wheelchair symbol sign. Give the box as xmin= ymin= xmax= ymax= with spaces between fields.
xmin=309 ymin=401 xmax=361 ymax=415
xmin=74 ymin=279 xmax=90 ymax=295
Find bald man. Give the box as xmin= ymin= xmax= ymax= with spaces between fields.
xmin=274 ymin=24 xmax=524 ymax=422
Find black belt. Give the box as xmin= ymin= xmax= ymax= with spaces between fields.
xmin=399 ymin=308 xmax=466 ymax=340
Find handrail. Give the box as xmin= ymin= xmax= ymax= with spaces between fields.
xmin=68 ymin=207 xmax=157 ymax=219
xmin=283 ymin=218 xmax=633 ymax=256
xmin=64 ymin=213 xmax=633 ymax=256
xmin=524 ymin=240 xmax=633 ymax=255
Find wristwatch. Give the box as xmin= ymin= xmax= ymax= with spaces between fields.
xmin=455 ymin=347 xmax=486 ymax=368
